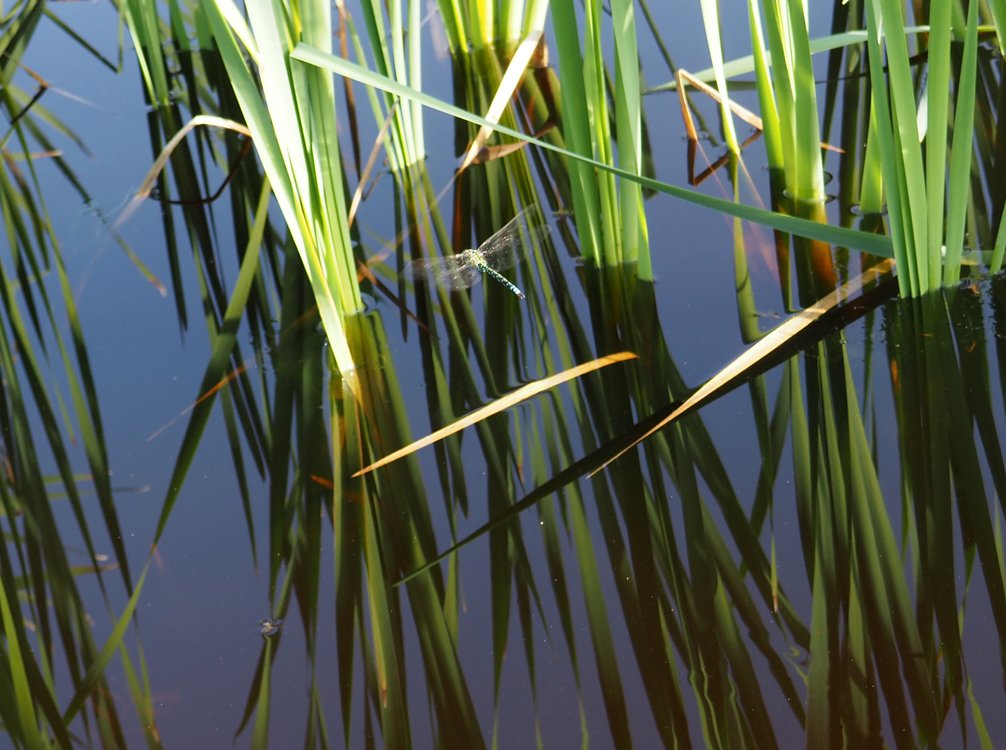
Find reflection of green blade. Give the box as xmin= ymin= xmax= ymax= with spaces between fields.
xmin=403 ymin=206 xmax=550 ymax=296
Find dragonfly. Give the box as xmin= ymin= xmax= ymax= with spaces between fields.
xmin=404 ymin=207 xmax=551 ymax=300
xmin=258 ymin=618 xmax=283 ymax=638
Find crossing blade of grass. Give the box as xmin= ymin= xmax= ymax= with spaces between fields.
xmin=353 ymin=351 xmax=638 ymax=476
xmin=293 ymin=42 xmax=894 ymax=258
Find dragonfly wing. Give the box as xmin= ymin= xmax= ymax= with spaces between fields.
xmin=444 ymin=264 xmax=483 ymax=290
xmin=476 ymin=206 xmax=552 ymax=272
xmin=404 ymin=255 xmax=482 ymax=291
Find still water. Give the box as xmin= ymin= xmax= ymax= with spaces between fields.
xmin=3 ymin=2 xmax=1005 ymax=748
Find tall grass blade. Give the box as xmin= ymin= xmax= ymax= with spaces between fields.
xmin=698 ymin=0 xmax=740 ymax=153
xmin=943 ymin=0 xmax=980 ymax=280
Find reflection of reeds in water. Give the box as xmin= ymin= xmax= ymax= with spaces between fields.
xmin=380 ymin=248 xmax=1006 ymax=746
xmin=31 ymin=0 xmax=1006 ymax=745
xmin=240 ymin=45 xmax=1006 ymax=750
xmin=0 ymin=3 xmax=154 ymax=745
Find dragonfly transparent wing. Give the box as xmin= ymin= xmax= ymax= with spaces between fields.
xmin=476 ymin=206 xmax=552 ymax=273
xmin=404 ymin=254 xmax=484 ymax=291
xmin=403 ymin=206 xmax=552 ymax=292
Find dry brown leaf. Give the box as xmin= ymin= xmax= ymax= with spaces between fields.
xmin=353 ymin=351 xmax=638 ymax=477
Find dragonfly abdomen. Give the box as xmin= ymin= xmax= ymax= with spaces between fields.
xmin=478 ymin=262 xmax=525 ymax=299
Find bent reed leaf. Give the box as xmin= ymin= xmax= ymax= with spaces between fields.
xmin=114 ymin=114 xmax=252 ymax=232
xmin=353 ymin=351 xmax=638 ymax=477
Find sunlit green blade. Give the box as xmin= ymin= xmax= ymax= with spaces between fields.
xmin=925 ymin=0 xmax=952 ymax=284
xmin=205 ymin=0 xmax=360 ymax=379
xmin=942 ymin=0 xmax=979 ymax=280
xmin=698 ymin=0 xmax=739 ymax=154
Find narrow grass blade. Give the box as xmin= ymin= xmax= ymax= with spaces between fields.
xmin=0 ymin=575 xmax=42 ymax=748
xmin=61 ymin=563 xmax=151 ymax=725
xmin=991 ymin=207 xmax=1006 ymax=273
xmin=698 ymin=0 xmax=739 ymax=153
xmin=942 ymin=0 xmax=979 ymax=280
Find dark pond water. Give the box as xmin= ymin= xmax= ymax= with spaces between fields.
xmin=5 ymin=2 xmax=1006 ymax=748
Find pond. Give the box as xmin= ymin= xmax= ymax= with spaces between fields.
xmin=2 ymin=1 xmax=1005 ymax=748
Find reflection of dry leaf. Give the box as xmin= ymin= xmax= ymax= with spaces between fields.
xmin=347 ymin=101 xmax=397 ymax=228
xmin=594 ymin=259 xmax=896 ymax=474
xmin=676 ymin=68 xmax=842 ymax=153
xmin=354 ymin=351 xmax=638 ymax=477
xmin=471 ymin=122 xmax=555 ymax=164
